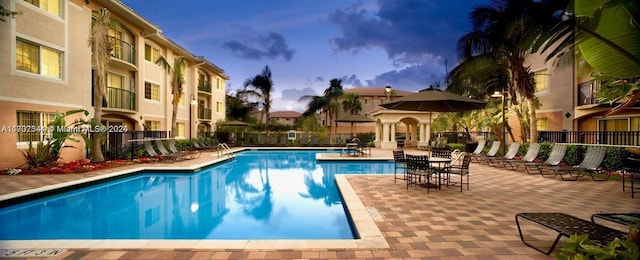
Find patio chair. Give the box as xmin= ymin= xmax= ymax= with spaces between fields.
xmin=393 ymin=150 xmax=406 ymax=183
xmin=310 ymin=136 xmax=319 ymax=146
xmin=155 ymin=139 xmax=185 ymax=161
xmin=486 ymin=142 xmax=521 ymax=167
xmin=280 ymin=136 xmax=287 ymax=146
xmin=622 ymin=157 xmax=640 ymax=198
xmin=168 ymin=139 xmax=200 ymax=159
xmin=268 ymin=136 xmax=278 ymax=146
xmin=540 ymin=146 xmax=608 ymax=181
xmin=503 ymin=143 xmax=541 ymax=171
xmin=319 ymin=136 xmax=329 ymax=146
xmin=523 ymin=143 xmax=567 ymax=176
xmin=405 ymin=154 xmax=434 ymax=192
xmin=431 ymin=147 xmax=452 ymax=158
xmin=444 ymin=152 xmax=472 ymax=192
xmin=472 ymin=140 xmax=500 ymax=163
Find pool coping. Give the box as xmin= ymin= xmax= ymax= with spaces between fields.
xmin=0 ymin=150 xmax=390 ymax=250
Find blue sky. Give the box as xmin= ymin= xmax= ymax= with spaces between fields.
xmin=120 ymin=0 xmax=492 ymax=112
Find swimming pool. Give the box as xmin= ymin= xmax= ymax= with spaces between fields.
xmin=0 ymin=150 xmax=393 ymax=240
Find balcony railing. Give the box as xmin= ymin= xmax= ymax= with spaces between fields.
xmin=198 ymin=81 xmax=211 ymax=93
xmin=538 ymin=130 xmax=640 ymax=146
xmin=106 ymin=87 xmax=136 ymax=111
xmin=198 ymin=107 xmax=212 ymax=120
xmin=110 ymin=37 xmax=136 ymax=65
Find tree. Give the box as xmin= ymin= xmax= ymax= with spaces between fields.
xmin=341 ymin=93 xmax=362 ymax=115
xmin=451 ymin=0 xmax=565 ymax=143
xmin=300 ymin=79 xmax=343 ymax=139
xmin=540 ymin=0 xmax=640 ymax=116
xmin=88 ymin=8 xmax=113 ymax=163
xmin=155 ymin=55 xmax=185 ymax=138
xmin=240 ymin=66 xmax=274 ymax=132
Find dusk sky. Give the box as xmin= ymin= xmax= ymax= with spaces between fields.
xmin=120 ymin=0 xmax=493 ymax=113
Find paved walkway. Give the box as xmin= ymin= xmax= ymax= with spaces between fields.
xmin=0 ymin=148 xmax=637 ymax=259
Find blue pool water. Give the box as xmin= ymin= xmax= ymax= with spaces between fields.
xmin=0 ymin=150 xmax=393 ymax=240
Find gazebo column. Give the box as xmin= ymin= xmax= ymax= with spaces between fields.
xmin=374 ymin=122 xmax=381 ymax=147
xmin=409 ymin=123 xmax=418 ymax=147
xmin=417 ymin=122 xmax=430 ymax=147
xmin=380 ymin=122 xmax=396 ymax=149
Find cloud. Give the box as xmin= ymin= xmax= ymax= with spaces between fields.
xmin=222 ymin=31 xmax=296 ymax=61
xmin=338 ymin=74 xmax=364 ymax=87
xmin=365 ymin=63 xmax=444 ymax=91
xmin=280 ymin=87 xmax=318 ymax=101
xmin=328 ymin=0 xmax=475 ymax=67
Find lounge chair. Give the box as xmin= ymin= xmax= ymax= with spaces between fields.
xmin=300 ymin=134 xmax=309 ymax=146
xmin=470 ymin=140 xmax=487 ymax=156
xmin=473 ymin=141 xmax=500 ymax=163
xmin=503 ymin=143 xmax=541 ymax=171
xmin=155 ymin=139 xmax=185 ymax=161
xmin=143 ymin=140 xmax=175 ymax=162
xmin=168 ymin=139 xmax=200 ymax=159
xmin=486 ymin=142 xmax=521 ymax=167
xmin=523 ymin=143 xmax=567 ymax=176
xmin=515 ymin=212 xmax=626 ymax=255
xmin=540 ymin=146 xmax=608 ymax=181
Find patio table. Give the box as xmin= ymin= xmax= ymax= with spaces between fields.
xmin=429 ymin=157 xmax=451 ymax=190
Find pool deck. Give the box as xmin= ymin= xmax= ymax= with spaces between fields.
xmin=0 ymin=147 xmax=638 ymax=259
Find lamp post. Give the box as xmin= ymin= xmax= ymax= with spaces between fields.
xmin=491 ymin=91 xmax=507 ymax=154
xmin=385 ymin=85 xmax=392 ymax=101
xmin=190 ymin=94 xmax=197 ymax=144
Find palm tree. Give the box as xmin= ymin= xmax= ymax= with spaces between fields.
xmin=240 ymin=66 xmax=274 ymax=132
xmin=300 ymin=79 xmax=343 ymax=139
xmin=88 ymin=8 xmax=113 ymax=163
xmin=155 ymin=55 xmax=185 ymax=138
xmin=342 ymin=93 xmax=362 ymax=115
xmin=451 ymin=0 xmax=563 ymax=143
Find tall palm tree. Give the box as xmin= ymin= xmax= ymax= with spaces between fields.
xmin=88 ymin=8 xmax=112 ymax=163
xmin=240 ymin=66 xmax=274 ymax=132
xmin=342 ymin=93 xmax=362 ymax=115
xmin=300 ymin=79 xmax=343 ymax=139
xmin=451 ymin=0 xmax=563 ymax=143
xmin=155 ymin=55 xmax=185 ymax=138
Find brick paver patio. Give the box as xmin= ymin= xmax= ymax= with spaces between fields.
xmin=0 ymin=148 xmax=637 ymax=259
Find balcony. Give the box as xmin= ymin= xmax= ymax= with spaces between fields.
xmin=198 ymin=81 xmax=211 ymax=93
xmin=198 ymin=107 xmax=212 ymax=120
xmin=110 ymin=37 xmax=136 ymax=68
xmin=577 ymin=81 xmax=599 ymax=106
xmin=105 ymin=87 xmax=136 ymax=112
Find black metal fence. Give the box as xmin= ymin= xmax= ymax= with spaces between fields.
xmin=87 ymin=131 xmax=170 ymax=160
xmin=431 ymin=131 xmax=494 ymax=144
xmin=538 ymin=130 xmax=640 ymax=146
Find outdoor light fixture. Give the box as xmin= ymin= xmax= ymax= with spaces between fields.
xmin=385 ymin=85 xmax=392 ymax=101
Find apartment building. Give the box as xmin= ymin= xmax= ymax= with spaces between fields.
xmin=0 ymin=0 xmax=228 ymax=169
xmin=269 ymin=111 xmax=301 ymax=127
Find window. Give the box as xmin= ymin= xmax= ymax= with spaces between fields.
xmin=534 ymin=69 xmax=549 ymax=93
xmin=216 ymin=78 xmax=222 ymax=90
xmin=536 ymin=118 xmax=548 ymax=131
xmin=144 ymin=82 xmax=160 ymax=101
xmin=145 ymin=120 xmax=160 ymax=131
xmin=16 ymin=38 xmax=62 ymax=79
xmin=217 ymin=102 xmax=223 ymax=112
xmin=107 ymin=73 xmax=123 ymax=88
xmin=16 ymin=111 xmax=55 ymax=142
xmin=24 ymin=0 xmax=62 ymax=17
xmin=108 ymin=28 xmax=123 ymax=60
xmin=364 ymin=99 xmax=369 ymax=105
xmin=144 ymin=44 xmax=160 ymax=62
xmin=176 ymin=123 xmax=185 ymax=137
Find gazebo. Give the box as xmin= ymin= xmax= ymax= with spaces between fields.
xmin=370 ymin=109 xmax=434 ymax=149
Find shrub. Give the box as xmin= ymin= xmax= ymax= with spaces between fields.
xmin=538 ymin=142 xmax=554 ymax=162
xmin=22 ymin=141 xmax=58 ymax=169
xmin=565 ymin=145 xmax=583 ymax=166
xmin=602 ymin=147 xmax=630 ymax=171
